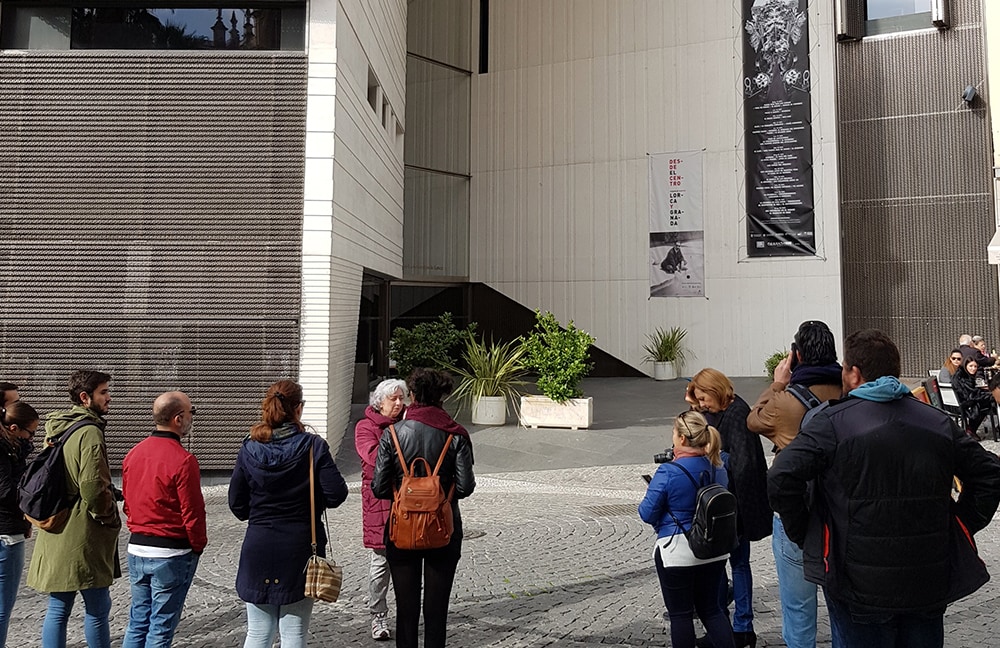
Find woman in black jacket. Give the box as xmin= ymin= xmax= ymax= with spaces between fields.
xmin=952 ymin=357 xmax=993 ymax=437
xmin=0 ymin=400 xmax=37 ymax=647
xmin=372 ymin=368 xmax=475 ymax=648
xmin=690 ymin=368 xmax=771 ymax=648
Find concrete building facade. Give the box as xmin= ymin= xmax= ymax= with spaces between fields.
xmin=0 ymin=0 xmax=996 ymax=463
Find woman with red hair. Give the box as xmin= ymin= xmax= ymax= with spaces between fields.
xmin=689 ymin=368 xmax=771 ymax=648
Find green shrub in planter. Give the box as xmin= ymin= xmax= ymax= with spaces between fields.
xmin=390 ymin=313 xmax=477 ymax=378
xmin=764 ymin=349 xmax=788 ymax=381
xmin=521 ymin=310 xmax=595 ymax=403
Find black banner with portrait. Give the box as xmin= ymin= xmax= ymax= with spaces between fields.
xmin=742 ymin=0 xmax=815 ymax=257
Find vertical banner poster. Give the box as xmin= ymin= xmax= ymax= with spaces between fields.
xmin=649 ymin=152 xmax=704 ymax=297
xmin=743 ymin=0 xmax=816 ymax=257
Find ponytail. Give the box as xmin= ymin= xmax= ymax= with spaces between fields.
xmin=703 ymin=425 xmax=723 ymax=468
xmin=250 ymin=380 xmax=304 ymax=442
xmin=674 ymin=410 xmax=724 ymax=467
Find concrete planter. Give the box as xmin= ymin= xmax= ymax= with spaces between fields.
xmin=472 ymin=395 xmax=507 ymax=426
xmin=653 ymin=361 xmax=679 ymax=381
xmin=519 ymin=395 xmax=593 ymax=429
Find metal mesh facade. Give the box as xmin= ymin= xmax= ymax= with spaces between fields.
xmin=0 ymin=52 xmax=307 ymax=468
xmin=837 ymin=0 xmax=997 ymax=375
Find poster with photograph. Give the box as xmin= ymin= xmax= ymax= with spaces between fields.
xmin=649 ymin=152 xmax=705 ymax=297
xmin=742 ymin=0 xmax=816 ymax=256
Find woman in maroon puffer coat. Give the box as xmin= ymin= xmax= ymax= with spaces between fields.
xmin=355 ymin=378 xmax=408 ymax=641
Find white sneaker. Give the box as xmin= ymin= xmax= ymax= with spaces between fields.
xmin=371 ymin=613 xmax=390 ymax=641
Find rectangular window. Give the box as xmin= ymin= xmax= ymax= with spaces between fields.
xmin=0 ymin=5 xmax=305 ymax=50
xmin=865 ymin=0 xmax=933 ymax=35
xmin=367 ymin=66 xmax=380 ymax=113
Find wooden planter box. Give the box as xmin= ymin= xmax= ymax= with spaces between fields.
xmin=519 ymin=395 xmax=593 ymax=429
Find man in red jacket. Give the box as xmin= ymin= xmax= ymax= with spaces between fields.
xmin=121 ymin=391 xmax=207 ymax=648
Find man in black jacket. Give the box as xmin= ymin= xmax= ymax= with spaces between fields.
xmin=768 ymin=329 xmax=1000 ymax=648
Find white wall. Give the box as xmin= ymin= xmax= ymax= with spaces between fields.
xmin=300 ymin=0 xmax=406 ymax=454
xmin=471 ymin=0 xmax=843 ymax=376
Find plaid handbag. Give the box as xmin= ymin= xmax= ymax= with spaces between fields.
xmin=304 ymin=447 xmax=343 ymax=603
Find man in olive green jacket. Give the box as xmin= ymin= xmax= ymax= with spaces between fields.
xmin=27 ymin=370 xmax=121 ymax=648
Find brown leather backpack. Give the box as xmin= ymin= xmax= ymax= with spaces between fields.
xmin=388 ymin=424 xmax=455 ymax=550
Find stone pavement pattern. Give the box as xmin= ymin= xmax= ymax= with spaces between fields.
xmin=7 ymin=377 xmax=1000 ymax=646
xmin=10 ymin=455 xmax=1000 ymax=647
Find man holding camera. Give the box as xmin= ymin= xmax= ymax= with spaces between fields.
xmin=746 ymin=321 xmax=841 ymax=648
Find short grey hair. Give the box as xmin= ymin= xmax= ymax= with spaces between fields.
xmin=973 ymin=335 xmax=984 ymax=343
xmin=369 ymin=379 xmax=408 ymax=409
xmin=960 ymin=334 xmax=973 ymax=346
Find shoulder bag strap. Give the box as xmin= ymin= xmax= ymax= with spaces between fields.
xmin=308 ymin=446 xmax=318 ymax=557
xmin=388 ymin=424 xmax=411 ymax=478
xmin=430 ymin=435 xmax=454 ymax=476
xmin=662 ymin=461 xmax=701 ymax=536
xmin=431 ymin=434 xmax=456 ymax=501
xmin=670 ymin=461 xmax=701 ymax=490
xmin=47 ymin=419 xmax=93 ymax=448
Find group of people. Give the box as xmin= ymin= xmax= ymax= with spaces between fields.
xmin=0 ymin=371 xmax=204 ymax=648
xmin=0 ymin=366 xmax=475 ymax=648
xmin=939 ymin=333 xmax=1000 ymax=436
xmin=641 ymin=323 xmax=1000 ymax=648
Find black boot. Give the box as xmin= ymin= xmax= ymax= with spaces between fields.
xmin=694 ymin=635 xmax=714 ymax=648
xmin=733 ymin=630 xmax=757 ymax=648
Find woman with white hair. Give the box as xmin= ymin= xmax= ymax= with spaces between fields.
xmin=355 ymin=378 xmax=408 ymax=641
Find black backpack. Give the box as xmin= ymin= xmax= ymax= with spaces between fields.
xmin=17 ymin=420 xmax=91 ymax=531
xmin=667 ymin=462 xmax=739 ymax=560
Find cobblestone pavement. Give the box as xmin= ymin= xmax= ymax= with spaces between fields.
xmin=10 ymin=444 xmax=1000 ymax=647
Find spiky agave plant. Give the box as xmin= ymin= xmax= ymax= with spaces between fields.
xmin=446 ymin=333 xmax=528 ymax=418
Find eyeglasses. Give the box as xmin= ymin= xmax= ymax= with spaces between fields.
xmin=951 ymin=356 xmax=963 ymax=361
xmin=172 ymin=406 xmax=196 ymax=419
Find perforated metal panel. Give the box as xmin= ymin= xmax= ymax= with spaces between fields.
xmin=0 ymin=51 xmax=307 ymax=468
xmin=837 ymin=0 xmax=997 ymax=376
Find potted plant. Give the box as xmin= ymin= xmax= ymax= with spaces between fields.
xmin=389 ymin=313 xmax=476 ymax=378
xmin=519 ymin=310 xmax=595 ymax=429
xmin=642 ymin=326 xmax=692 ymax=381
xmin=446 ymin=333 xmax=527 ymax=426
xmin=764 ymin=349 xmax=788 ymax=381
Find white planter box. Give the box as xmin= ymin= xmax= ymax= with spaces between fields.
xmin=519 ymin=395 xmax=593 ymax=429
xmin=472 ymin=396 xmax=507 ymax=426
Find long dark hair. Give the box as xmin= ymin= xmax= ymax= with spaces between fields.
xmin=250 ymin=380 xmax=304 ymax=442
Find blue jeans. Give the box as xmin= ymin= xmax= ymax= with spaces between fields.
xmin=772 ymin=515 xmax=817 ymax=648
xmin=727 ymin=536 xmax=753 ymax=633
xmin=656 ymin=552 xmax=734 ymax=648
xmin=122 ymin=552 xmax=200 ymax=648
xmin=244 ymin=597 xmax=314 ymax=648
xmin=0 ymin=538 xmax=25 ymax=647
xmin=41 ymin=587 xmax=112 ymax=648
xmin=825 ymin=592 xmax=944 ymax=648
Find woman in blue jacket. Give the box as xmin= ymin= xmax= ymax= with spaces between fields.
xmin=229 ymin=380 xmax=349 ymax=648
xmin=639 ymin=410 xmax=735 ymax=648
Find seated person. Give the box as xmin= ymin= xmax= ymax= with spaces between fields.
xmin=989 ymin=372 xmax=1000 ymax=409
xmin=938 ymin=348 xmax=962 ymax=385
xmin=972 ymin=335 xmax=997 ymax=369
xmin=660 ymin=243 xmax=687 ymax=274
xmin=951 ymin=357 xmax=994 ymax=437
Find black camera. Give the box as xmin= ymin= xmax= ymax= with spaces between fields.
xmin=653 ymin=448 xmax=675 ymax=464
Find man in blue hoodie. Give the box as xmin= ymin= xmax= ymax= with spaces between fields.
xmin=768 ymin=329 xmax=1000 ymax=648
